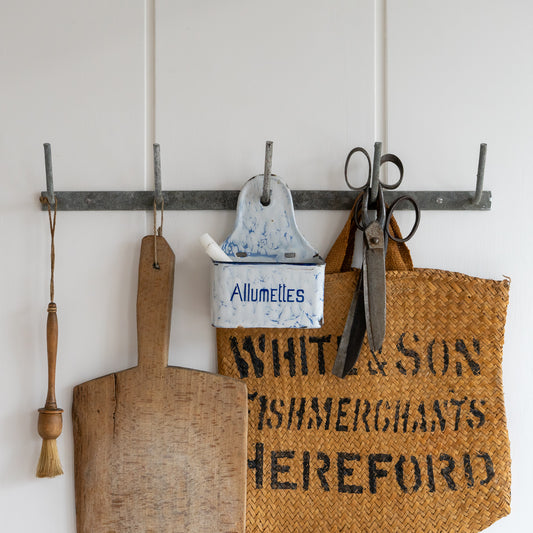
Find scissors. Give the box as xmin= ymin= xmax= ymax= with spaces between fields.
xmin=332 ymin=146 xmax=420 ymax=378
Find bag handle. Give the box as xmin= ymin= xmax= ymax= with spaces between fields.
xmin=325 ymin=198 xmax=413 ymax=274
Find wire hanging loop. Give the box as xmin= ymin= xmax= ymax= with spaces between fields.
xmin=153 ymin=197 xmax=164 ymax=269
xmin=261 ymin=141 xmax=273 ymax=206
xmin=42 ymin=196 xmax=58 ymax=302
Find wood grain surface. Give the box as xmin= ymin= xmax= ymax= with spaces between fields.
xmin=73 ymin=236 xmax=247 ymax=533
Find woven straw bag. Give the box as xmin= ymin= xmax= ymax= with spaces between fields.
xmin=217 ymin=204 xmax=511 ymax=532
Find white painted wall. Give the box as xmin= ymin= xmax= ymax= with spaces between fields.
xmin=1 ymin=1 xmax=531 ymax=531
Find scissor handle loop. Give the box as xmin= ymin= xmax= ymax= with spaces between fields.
xmin=379 ymin=153 xmax=404 ymax=190
xmin=386 ymin=195 xmax=420 ymax=243
xmin=344 ymin=147 xmax=371 ymax=191
xmin=345 ymin=147 xmax=404 ymax=192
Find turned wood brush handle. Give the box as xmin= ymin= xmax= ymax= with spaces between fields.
xmin=45 ymin=302 xmax=58 ymax=410
xmin=38 ymin=302 xmax=62 ymax=442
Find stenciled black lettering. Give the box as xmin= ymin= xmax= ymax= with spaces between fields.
xmin=257 ymin=395 xmax=268 ymax=430
xmin=303 ymin=451 xmax=310 ymax=491
xmin=374 ymin=399 xmax=383 ymax=431
xmin=382 ymin=401 xmax=391 ymax=432
xmin=369 ymin=454 xmax=392 ymax=494
xmin=427 ymin=339 xmax=449 ymax=376
xmin=374 ymin=399 xmax=391 ymax=432
xmin=432 ymin=400 xmax=447 ymax=432
xmin=463 ymin=454 xmax=474 ymax=488
xmin=307 ymin=397 xmax=321 ymax=430
xmin=323 ymin=397 xmax=332 ymax=430
xmin=467 ymin=399 xmax=486 ymax=429
xmin=309 ymin=336 xmax=331 ymax=375
xmin=454 ymin=338 xmax=481 ymax=376
xmin=267 ymin=399 xmax=284 ymax=429
xmin=317 ymin=452 xmax=331 ymax=491
xmin=451 ymin=397 xmax=467 ymax=431
xmin=427 ymin=455 xmax=435 ymax=492
xmin=284 ymin=337 xmax=296 ymax=377
xmin=439 ymin=453 xmax=457 ymax=490
xmin=300 ymin=336 xmax=308 ymax=376
xmin=272 ymin=339 xmax=280 ymax=377
xmin=393 ymin=401 xmax=401 ymax=433
xmin=412 ymin=401 xmax=427 ymax=433
xmin=248 ymin=443 xmax=264 ymax=489
xmin=477 ymin=452 xmax=495 ymax=486
xmin=337 ymin=453 xmax=363 ymax=494
xmin=362 ymin=400 xmax=371 ymax=432
xmin=307 ymin=397 xmax=332 ymax=430
xmin=353 ymin=399 xmax=361 ymax=431
xmin=395 ymin=455 xmax=422 ymax=493
xmin=396 ymin=332 xmax=421 ymax=376
xmin=295 ymin=397 xmax=306 ymax=430
xmin=335 ymin=398 xmax=351 ymax=432
xmin=401 ymin=401 xmax=410 ymax=433
xmin=243 ymin=336 xmax=264 ymax=378
xmin=368 ymin=350 xmax=387 ymax=376
xmin=271 ymin=451 xmax=297 ymax=490
xmin=287 ymin=397 xmax=296 ymax=429
xmin=230 ymin=336 xmax=248 ymax=378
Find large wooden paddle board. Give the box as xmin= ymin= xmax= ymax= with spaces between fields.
xmin=73 ymin=236 xmax=247 ymax=532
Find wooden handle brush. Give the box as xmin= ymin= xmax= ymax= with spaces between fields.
xmin=37 ymin=196 xmax=63 ymax=478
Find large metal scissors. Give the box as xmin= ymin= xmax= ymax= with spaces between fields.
xmin=332 ymin=146 xmax=420 ymax=378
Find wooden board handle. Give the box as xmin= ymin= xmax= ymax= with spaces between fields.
xmin=136 ymin=236 xmax=175 ymax=371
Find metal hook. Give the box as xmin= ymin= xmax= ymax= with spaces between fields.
xmin=152 ymin=144 xmax=164 ymax=267
xmin=261 ymin=140 xmax=273 ymax=206
xmin=472 ymin=143 xmax=487 ymax=205
xmin=43 ymin=143 xmax=55 ymax=204
xmin=369 ymin=141 xmax=382 ymax=205
xmin=153 ymin=143 xmax=162 ymax=205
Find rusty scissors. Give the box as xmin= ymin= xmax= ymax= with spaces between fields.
xmin=332 ymin=145 xmax=420 ymax=378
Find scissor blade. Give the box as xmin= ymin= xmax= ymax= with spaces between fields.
xmin=363 ymin=223 xmax=386 ymax=352
xmin=332 ymin=273 xmax=366 ymax=378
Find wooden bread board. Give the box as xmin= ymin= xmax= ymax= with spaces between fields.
xmin=73 ymin=236 xmax=247 ymax=532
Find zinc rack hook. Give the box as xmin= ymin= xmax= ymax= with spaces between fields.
xmin=41 ymin=143 xmax=55 ymax=205
xmin=369 ymin=141 xmax=382 ymax=205
xmin=153 ymin=143 xmax=163 ymax=206
xmin=472 ymin=143 xmax=487 ymax=205
xmin=261 ymin=140 xmax=273 ymax=206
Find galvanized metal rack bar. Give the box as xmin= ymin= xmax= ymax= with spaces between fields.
xmin=38 ymin=189 xmax=491 ymax=211
xmin=39 ymin=142 xmax=491 ymax=211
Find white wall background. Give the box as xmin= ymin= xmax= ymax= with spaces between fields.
xmin=1 ymin=1 xmax=531 ymax=531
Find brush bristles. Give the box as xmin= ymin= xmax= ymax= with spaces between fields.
xmin=36 ymin=438 xmax=63 ymax=478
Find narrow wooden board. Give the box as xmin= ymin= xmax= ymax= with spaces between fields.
xmin=73 ymin=236 xmax=247 ymax=533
